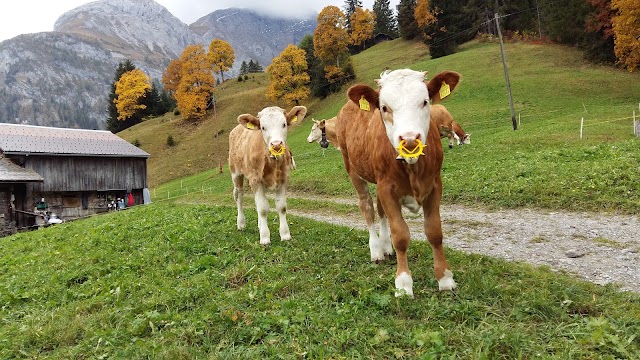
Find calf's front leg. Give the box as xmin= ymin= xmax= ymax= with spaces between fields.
xmin=423 ymin=177 xmax=456 ymax=291
xmin=274 ymin=184 xmax=291 ymax=241
xmin=253 ymin=185 xmax=271 ymax=245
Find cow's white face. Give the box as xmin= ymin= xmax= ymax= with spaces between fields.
xmin=307 ymin=120 xmax=322 ymax=143
xmin=377 ymin=70 xmax=431 ymax=164
xmin=238 ymin=106 xmax=307 ymax=159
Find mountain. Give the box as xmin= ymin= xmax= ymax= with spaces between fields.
xmin=0 ymin=0 xmax=315 ymax=129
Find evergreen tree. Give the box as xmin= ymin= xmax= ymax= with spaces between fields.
xmin=106 ymin=60 xmax=139 ymax=133
xmin=240 ymin=60 xmax=248 ymax=75
xmin=299 ymin=34 xmax=331 ymax=98
xmin=343 ymin=0 xmax=363 ymax=31
xmin=397 ymin=0 xmax=419 ymax=40
xmin=426 ymin=0 xmax=469 ymax=58
xmin=373 ymin=0 xmax=397 ymax=36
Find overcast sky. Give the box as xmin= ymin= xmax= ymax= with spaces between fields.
xmin=0 ymin=0 xmax=400 ymax=43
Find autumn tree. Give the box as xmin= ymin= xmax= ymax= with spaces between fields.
xmin=107 ymin=60 xmax=136 ymax=133
xmin=373 ymin=0 xmax=397 ymax=36
xmin=162 ymin=58 xmax=183 ymax=96
xmin=266 ymin=45 xmax=310 ymax=105
xmin=175 ymin=44 xmax=216 ymax=121
xmin=350 ymin=7 xmax=376 ymax=50
xmin=114 ymin=69 xmax=151 ymax=120
xmin=314 ymin=6 xmax=350 ymax=66
xmin=208 ymin=38 xmax=235 ymax=81
xmin=612 ymin=0 xmax=640 ymax=71
xmin=414 ymin=0 xmax=437 ymax=37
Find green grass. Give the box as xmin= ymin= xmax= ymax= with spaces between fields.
xmin=143 ymin=39 xmax=640 ymax=213
xmin=1 ymin=204 xmax=639 ymax=358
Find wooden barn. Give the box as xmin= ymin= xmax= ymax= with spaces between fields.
xmin=0 ymin=123 xmax=150 ymax=234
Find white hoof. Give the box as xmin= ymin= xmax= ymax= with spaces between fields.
xmin=370 ymin=249 xmax=386 ymax=262
xmin=259 ymin=238 xmax=271 ymax=245
xmin=280 ymin=234 xmax=291 ymax=241
xmin=438 ymin=269 xmax=457 ymax=291
xmin=395 ymin=272 xmax=414 ymax=298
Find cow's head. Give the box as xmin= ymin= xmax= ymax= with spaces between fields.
xmin=238 ymin=105 xmax=307 ymax=159
xmin=306 ymin=119 xmax=325 ymax=143
xmin=348 ymin=69 xmax=460 ymax=164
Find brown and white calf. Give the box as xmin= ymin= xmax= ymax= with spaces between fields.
xmin=307 ymin=117 xmax=339 ymax=149
xmin=228 ymin=105 xmax=307 ymax=245
xmin=336 ymin=69 xmax=460 ymax=297
xmin=431 ymin=104 xmax=470 ymax=148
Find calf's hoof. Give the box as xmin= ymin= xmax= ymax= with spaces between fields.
xmin=438 ymin=269 xmax=457 ymax=291
xmin=395 ymin=272 xmax=414 ymax=298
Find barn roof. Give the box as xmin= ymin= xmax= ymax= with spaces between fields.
xmin=0 ymin=155 xmax=44 ymax=183
xmin=0 ymin=124 xmax=150 ymax=158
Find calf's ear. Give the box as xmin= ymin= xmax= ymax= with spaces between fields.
xmin=286 ymin=106 xmax=307 ymax=126
xmin=348 ymin=84 xmax=379 ymax=110
xmin=427 ymin=71 xmax=461 ymax=103
xmin=238 ymin=114 xmax=260 ymax=130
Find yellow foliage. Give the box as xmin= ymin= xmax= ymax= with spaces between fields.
xmin=266 ymin=45 xmax=310 ymax=105
xmin=350 ymin=7 xmax=376 ymax=48
xmin=414 ymin=0 xmax=437 ymax=29
xmin=612 ymin=0 xmax=640 ymax=72
xmin=323 ymin=65 xmax=345 ymax=83
xmin=208 ymin=39 xmax=235 ymax=80
xmin=175 ymin=44 xmax=215 ymax=121
xmin=114 ymin=69 xmax=150 ymax=120
xmin=162 ymin=59 xmax=183 ymax=94
xmin=314 ymin=6 xmax=349 ymax=64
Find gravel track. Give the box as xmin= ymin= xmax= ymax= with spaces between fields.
xmin=288 ymin=196 xmax=640 ymax=293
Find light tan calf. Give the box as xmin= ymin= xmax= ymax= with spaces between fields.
xmin=307 ymin=117 xmax=339 ymax=150
xmin=336 ymin=69 xmax=460 ymax=297
xmin=229 ymin=105 xmax=307 ymax=245
xmin=431 ymin=104 xmax=470 ymax=148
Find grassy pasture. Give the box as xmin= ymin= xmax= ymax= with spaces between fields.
xmin=1 ymin=204 xmax=639 ymax=358
xmin=126 ymin=39 xmax=640 ymax=213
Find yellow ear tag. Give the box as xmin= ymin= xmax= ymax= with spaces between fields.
xmin=246 ymin=123 xmax=255 ymax=130
xmin=396 ymin=139 xmax=427 ymax=160
xmin=439 ymin=81 xmax=451 ymax=99
xmin=291 ymin=115 xmax=298 ymax=123
xmin=359 ymin=96 xmax=370 ymax=111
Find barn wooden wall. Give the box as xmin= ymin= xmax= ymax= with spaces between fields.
xmin=22 ymin=156 xmax=148 ymax=192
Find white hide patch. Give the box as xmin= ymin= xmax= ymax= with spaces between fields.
xmin=395 ymin=272 xmax=414 ymax=298
xmin=438 ymin=269 xmax=457 ymax=291
xmin=401 ymin=196 xmax=421 ymax=213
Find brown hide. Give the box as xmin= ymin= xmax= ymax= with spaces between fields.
xmin=228 ymin=125 xmax=292 ymax=190
xmin=336 ymin=97 xmax=444 ymax=203
xmin=452 ymin=120 xmax=466 ymax=139
xmin=335 ymin=69 xmax=460 ymax=296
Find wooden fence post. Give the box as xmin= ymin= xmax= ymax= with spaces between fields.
xmin=580 ymin=117 xmax=584 ymax=139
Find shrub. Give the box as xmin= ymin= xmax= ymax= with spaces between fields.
xmin=173 ymin=108 xmax=180 ymax=116
xmin=237 ymin=75 xmax=243 ymax=82
xmin=166 ymin=135 xmax=176 ymax=147
xmin=131 ymin=138 xmax=141 ymax=147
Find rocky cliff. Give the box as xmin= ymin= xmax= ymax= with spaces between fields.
xmin=0 ymin=0 xmax=315 ymax=129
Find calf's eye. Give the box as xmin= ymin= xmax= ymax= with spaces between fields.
xmin=382 ymin=105 xmax=388 ymax=113
xmin=423 ymin=100 xmax=428 ymax=107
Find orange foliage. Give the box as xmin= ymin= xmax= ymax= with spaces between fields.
xmin=314 ymin=6 xmax=349 ymax=65
xmin=162 ymin=58 xmax=183 ymax=95
xmin=175 ymin=44 xmax=215 ymax=120
xmin=612 ymin=0 xmax=640 ymax=71
xmin=350 ymin=7 xmax=376 ymax=48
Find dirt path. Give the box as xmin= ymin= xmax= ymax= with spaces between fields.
xmin=287 ymin=195 xmax=640 ymax=293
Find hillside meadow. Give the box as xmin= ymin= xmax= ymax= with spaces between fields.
xmin=121 ymin=38 xmax=640 ymax=214
xmin=1 ymin=204 xmax=639 ymax=358
xmin=3 ymin=38 xmax=639 ymax=357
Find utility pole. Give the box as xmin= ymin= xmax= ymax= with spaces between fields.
xmin=495 ymin=12 xmax=517 ymax=130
